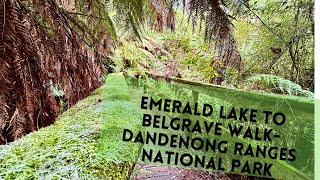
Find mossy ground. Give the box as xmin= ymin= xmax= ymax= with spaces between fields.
xmin=0 ymin=73 xmax=137 ymax=180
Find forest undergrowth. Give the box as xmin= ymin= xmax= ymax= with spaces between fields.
xmin=0 ymin=74 xmax=136 ymax=179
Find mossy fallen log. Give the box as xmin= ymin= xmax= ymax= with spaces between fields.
xmin=0 ymin=73 xmax=314 ymax=179
xmin=0 ymin=73 xmax=135 ymax=180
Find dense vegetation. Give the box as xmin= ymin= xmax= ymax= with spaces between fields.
xmin=0 ymin=0 xmax=314 ymax=143
xmin=0 ymin=72 xmax=313 ymax=179
xmin=105 ymin=0 xmax=314 ymax=95
xmin=0 ymin=74 xmax=140 ymax=179
xmin=0 ymin=0 xmax=314 ymax=179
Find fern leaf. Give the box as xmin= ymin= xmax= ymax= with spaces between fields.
xmin=247 ymin=74 xmax=314 ymax=98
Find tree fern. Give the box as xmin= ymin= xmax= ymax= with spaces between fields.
xmin=247 ymin=74 xmax=314 ymax=98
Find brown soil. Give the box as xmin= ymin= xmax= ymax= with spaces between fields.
xmin=131 ymin=164 xmax=270 ymax=180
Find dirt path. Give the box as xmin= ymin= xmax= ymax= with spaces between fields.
xmin=131 ymin=164 xmax=234 ymax=180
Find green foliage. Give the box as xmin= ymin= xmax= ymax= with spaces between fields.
xmin=141 ymin=10 xmax=219 ymax=81
xmin=0 ymin=77 xmax=132 ymax=180
xmin=106 ymin=0 xmax=156 ymax=39
xmin=105 ymin=1 xmax=314 ymax=95
xmin=98 ymin=74 xmax=143 ymax=178
xmin=108 ymin=38 xmax=157 ymax=74
xmin=247 ymin=74 xmax=314 ymax=97
xmin=124 ymin=75 xmax=313 ymax=179
xmin=234 ymin=0 xmax=314 ymax=89
xmin=49 ymin=80 xmax=65 ymax=97
xmin=72 ymin=0 xmax=117 ymax=39
xmin=103 ymin=74 xmax=131 ymax=101
xmin=121 ymin=42 xmax=153 ymax=68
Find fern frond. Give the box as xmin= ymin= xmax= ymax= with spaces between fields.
xmin=247 ymin=74 xmax=314 ymax=98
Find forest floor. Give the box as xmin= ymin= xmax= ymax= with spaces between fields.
xmin=131 ymin=163 xmax=242 ymax=180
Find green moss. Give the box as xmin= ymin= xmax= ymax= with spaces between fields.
xmin=0 ymin=73 xmax=134 ymax=180
xmin=98 ymin=73 xmax=143 ymax=168
xmin=102 ymin=73 xmax=131 ymax=101
xmin=0 ymin=73 xmax=314 ymax=179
